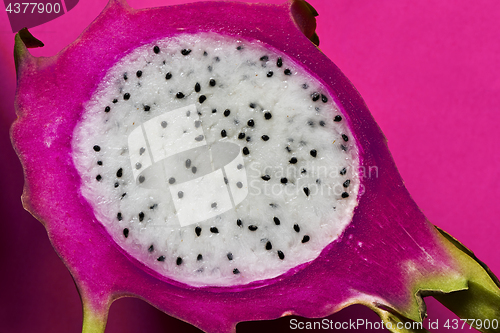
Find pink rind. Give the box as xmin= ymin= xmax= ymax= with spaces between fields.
xmin=11 ymin=1 xmax=500 ymax=332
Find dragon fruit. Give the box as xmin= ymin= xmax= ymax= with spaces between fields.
xmin=10 ymin=0 xmax=500 ymax=332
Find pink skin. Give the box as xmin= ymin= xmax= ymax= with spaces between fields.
xmin=1 ymin=1 xmax=499 ymax=332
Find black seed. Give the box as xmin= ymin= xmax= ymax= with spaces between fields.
xmin=249 ymin=103 xmax=256 ymax=108
xmin=112 ymin=99 xmax=118 ymax=103
xmin=212 ymin=108 xmax=217 ymax=113
xmin=293 ymin=224 xmax=300 ymax=232
xmin=289 ymin=157 xmax=297 ymax=164
xmin=136 ymin=70 xmax=142 ymax=78
xmin=227 ymin=252 xmax=233 ymax=260
xmin=303 ymin=187 xmax=310 ymax=196
xmin=97 ymin=161 xmax=103 ymax=166
xmin=149 ymin=204 xmax=157 ymax=210
xmin=319 ymin=120 xmax=326 ymax=126
xmin=148 ymin=245 xmax=154 ymax=252
xmin=117 ymin=212 xmax=122 ymax=221
xmin=311 ymin=92 xmax=320 ymax=101
xmin=203 ymin=51 xmax=208 ymax=56
xmin=246 ymin=136 xmax=251 ymax=142
xmin=265 ymin=241 xmax=272 ymax=250
xmin=185 ymin=159 xmax=191 ymax=168
xmin=153 ymin=46 xmax=160 ymax=54
xmin=237 ymin=219 xmax=243 ymax=227
xmin=236 ymin=182 xmax=243 ymax=188
xmin=238 ymin=132 xmax=246 ymax=139
xmin=176 ymin=257 xmax=183 ymax=265
xmin=302 ymin=235 xmax=310 ymax=243
xmin=93 ymin=145 xmax=101 ymax=152
xmin=261 ymin=135 xmax=269 ymax=141
xmin=302 ymin=83 xmax=309 ymax=89
xmin=301 ymin=168 xmax=307 ymax=174
xmin=178 ymin=191 xmax=184 ymax=198
xmin=224 ymin=177 xmax=228 ymax=184
xmin=195 ymin=82 xmax=201 ymax=92
xmin=224 ymin=109 xmax=231 ymax=117
xmin=264 ymin=112 xmax=272 ymax=120
xmin=260 ymin=55 xmax=269 ymax=61
xmin=285 ymin=146 xmax=292 ymax=153
xmin=181 ymin=49 xmax=192 ymax=55
xmin=197 ymin=254 xmax=203 ymax=261
xmin=199 ymin=95 xmax=207 ymax=103
xmin=138 ymin=212 xmax=144 ymax=222
xmin=242 ymin=147 xmax=250 ymax=155
xmin=342 ymin=134 xmax=349 ymax=142
xmin=123 ymin=73 xmax=128 ymax=80
xmin=308 ymin=120 xmax=314 ymax=127
xmin=236 ymin=45 xmax=243 ymax=50
xmin=209 ymin=79 xmax=216 ymax=86
xmin=135 ymin=162 xmax=142 ymax=170
xmin=310 ymin=149 xmax=317 ymax=157
xmin=277 ymin=57 xmax=283 ymax=67
xmin=96 ymin=175 xmax=102 ymax=181
xmin=114 ymin=182 xmax=119 ymax=188
xmin=261 ymin=175 xmax=270 ymax=181
xmin=169 ymin=177 xmax=176 ymax=184
xmin=192 ymin=166 xmax=197 ymax=174
xmin=340 ymin=167 xmax=347 ymax=175
xmin=277 ymin=250 xmax=285 ymax=260
xmin=247 ymin=119 xmax=254 ymax=127
xmin=342 ymin=192 xmax=349 ymax=198
xmin=321 ymin=94 xmax=328 ymax=103
xmin=210 ymin=226 xmax=219 ymax=233
xmin=121 ymin=193 xmax=127 ymax=199
xmin=269 ymin=203 xmax=277 ymax=208
xmin=221 ymin=129 xmax=227 ymax=137
xmin=343 ymin=180 xmax=351 ymax=188
xmin=104 ymin=106 xmax=110 ymax=113
xmin=195 ymin=135 xmax=204 ymax=141
xmin=123 ymin=228 xmax=129 ymax=238
xmin=165 ymin=72 xmax=172 ymax=80
xmin=280 ymin=177 xmax=288 ymax=184
xmin=160 ymin=120 xmax=168 ymax=128
xmin=334 ymin=115 xmax=342 ymax=122
xmin=267 ymin=71 xmax=273 ymax=77
xmin=248 ymin=225 xmax=258 ymax=231
xmin=139 ymin=176 xmax=145 ymax=183
xmin=157 ymin=256 xmax=165 ymax=262
xmin=284 ymin=69 xmax=292 ymax=75
xmin=341 ymin=144 xmax=348 ymax=151
xmin=316 ymin=179 xmax=321 ymax=184
xmin=176 ymin=92 xmax=185 ymax=99
xmin=143 ymin=105 xmax=150 ymax=111
xmin=124 ymin=93 xmax=130 ymax=100
xmin=233 ymin=268 xmax=240 ymax=274
xmin=273 ymin=217 xmax=281 ymax=225
xmin=195 ymin=226 xmax=202 ymax=236
xmin=211 ymin=202 xmax=217 ymax=209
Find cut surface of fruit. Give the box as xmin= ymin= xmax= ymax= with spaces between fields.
xmin=73 ymin=33 xmax=359 ymax=286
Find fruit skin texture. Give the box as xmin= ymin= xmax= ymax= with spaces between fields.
xmin=9 ymin=1 xmax=500 ymax=333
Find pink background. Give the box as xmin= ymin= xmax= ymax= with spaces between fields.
xmin=0 ymin=0 xmax=498 ymax=332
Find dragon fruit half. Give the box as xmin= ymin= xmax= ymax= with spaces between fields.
xmin=9 ymin=0 xmax=500 ymax=332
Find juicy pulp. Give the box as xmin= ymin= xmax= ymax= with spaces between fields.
xmin=72 ymin=33 xmax=360 ymax=286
